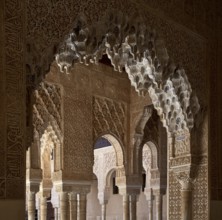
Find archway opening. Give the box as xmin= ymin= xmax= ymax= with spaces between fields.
xmin=87 ymin=135 xmax=125 ymax=219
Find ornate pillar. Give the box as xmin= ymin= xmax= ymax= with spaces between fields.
xmin=129 ymin=194 xmax=137 ymax=220
xmin=122 ymin=194 xmax=129 ymax=220
xmin=178 ymin=177 xmax=192 ymax=220
xmin=69 ymin=192 xmax=77 ymax=220
xmin=59 ymin=192 xmax=69 ymax=220
xmin=77 ymin=193 xmax=87 ymax=220
xmin=40 ymin=196 xmax=47 ymax=220
xmin=27 ymin=192 xmax=36 ymax=220
xmin=169 ymin=130 xmax=195 ymax=220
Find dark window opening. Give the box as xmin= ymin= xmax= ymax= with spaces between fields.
xmin=113 ymin=177 xmax=119 ymax=194
xmin=142 ymin=173 xmax=146 ymax=192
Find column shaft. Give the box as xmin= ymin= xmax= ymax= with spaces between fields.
xmin=155 ymin=194 xmax=162 ymax=220
xmin=69 ymin=193 xmax=77 ymax=220
xmin=101 ymin=204 xmax=106 ymax=220
xmin=77 ymin=193 xmax=87 ymax=220
xmin=123 ymin=194 xmax=129 ymax=220
xmin=54 ymin=207 xmax=58 ymax=220
xmin=148 ymin=200 xmax=153 ymax=220
xmin=27 ymin=192 xmax=36 ymax=220
xmin=59 ymin=192 xmax=68 ymax=220
xmin=40 ymin=197 xmax=47 ymax=220
xmin=129 ymin=194 xmax=137 ymax=220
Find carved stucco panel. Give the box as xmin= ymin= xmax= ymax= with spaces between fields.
xmin=93 ymin=96 xmax=127 ymax=145
xmin=169 ymin=171 xmax=181 ymax=220
xmin=0 ymin=0 xmax=26 ymax=199
xmin=63 ymin=90 xmax=93 ymax=176
xmin=192 ymin=165 xmax=208 ymax=220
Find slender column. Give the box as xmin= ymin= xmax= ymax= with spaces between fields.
xmin=54 ymin=207 xmax=58 ymax=220
xmin=69 ymin=192 xmax=77 ymax=220
xmin=27 ymin=192 xmax=36 ymax=220
xmin=181 ymin=188 xmax=192 ymax=220
xmin=129 ymin=194 xmax=137 ymax=220
xmin=101 ymin=203 xmax=106 ymax=220
xmin=77 ymin=193 xmax=87 ymax=220
xmin=59 ymin=192 xmax=68 ymax=220
xmin=155 ymin=194 xmax=162 ymax=220
xmin=36 ymin=196 xmax=40 ymax=220
xmin=123 ymin=194 xmax=129 ymax=220
xmin=40 ymin=196 xmax=47 ymax=220
xmin=148 ymin=199 xmax=153 ymax=220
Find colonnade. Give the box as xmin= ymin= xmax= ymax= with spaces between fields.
xmin=26 ymin=188 xmax=164 ymax=220
xmin=27 ymin=190 xmax=88 ymax=220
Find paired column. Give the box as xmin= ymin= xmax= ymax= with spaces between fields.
xmin=69 ymin=192 xmax=77 ymax=220
xmin=122 ymin=193 xmax=138 ymax=220
xmin=129 ymin=194 xmax=137 ymax=220
xmin=77 ymin=193 xmax=87 ymax=220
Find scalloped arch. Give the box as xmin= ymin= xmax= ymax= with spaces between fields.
xmin=55 ymin=10 xmax=200 ymax=133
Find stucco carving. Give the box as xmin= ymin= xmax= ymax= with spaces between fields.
xmin=56 ymin=11 xmax=200 ymax=134
xmin=93 ymin=96 xmax=127 ymax=144
xmin=33 ymin=82 xmax=62 ymax=142
xmin=93 ymin=147 xmax=116 ymax=195
xmin=0 ymin=0 xmax=26 ymax=199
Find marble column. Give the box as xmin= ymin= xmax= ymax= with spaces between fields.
xmin=59 ymin=192 xmax=68 ymax=220
xmin=129 ymin=194 xmax=137 ymax=220
xmin=40 ymin=196 xmax=47 ymax=220
xmin=27 ymin=192 xmax=36 ymax=220
xmin=77 ymin=193 xmax=87 ymax=220
xmin=54 ymin=207 xmax=59 ymax=220
xmin=155 ymin=194 xmax=162 ymax=220
xmin=123 ymin=194 xmax=129 ymax=220
xmin=147 ymin=199 xmax=153 ymax=220
xmin=69 ymin=192 xmax=77 ymax=220
xmin=101 ymin=203 xmax=107 ymax=220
